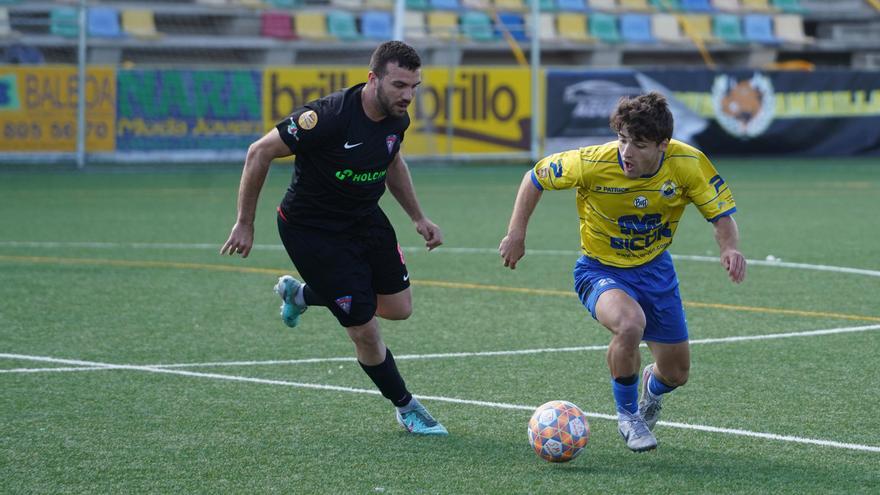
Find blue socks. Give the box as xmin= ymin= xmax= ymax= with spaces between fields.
xmin=648 ymin=373 xmax=677 ymax=396
xmin=612 ymin=375 xmax=639 ymax=415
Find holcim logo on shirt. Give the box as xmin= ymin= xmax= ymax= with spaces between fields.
xmin=334 ymin=168 xmax=387 ymax=183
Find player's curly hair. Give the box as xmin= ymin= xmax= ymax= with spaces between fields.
xmin=609 ymin=91 xmax=674 ymax=144
xmin=370 ymin=41 xmax=422 ymax=78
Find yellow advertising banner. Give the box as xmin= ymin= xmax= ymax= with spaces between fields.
xmin=263 ymin=67 xmax=533 ymax=155
xmin=0 ymin=66 xmax=115 ymax=152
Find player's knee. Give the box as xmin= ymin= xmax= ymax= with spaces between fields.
xmin=661 ymin=365 xmax=690 ymax=387
xmin=377 ymin=301 xmax=412 ymax=321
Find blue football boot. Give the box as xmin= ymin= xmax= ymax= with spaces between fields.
xmin=273 ymin=275 xmax=307 ymax=328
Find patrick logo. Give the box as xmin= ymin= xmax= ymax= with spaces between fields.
xmin=335 ymin=296 xmax=352 ymax=314
xmin=385 ymin=134 xmax=398 ymax=155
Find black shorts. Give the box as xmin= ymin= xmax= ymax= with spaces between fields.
xmin=277 ymin=208 xmax=410 ymax=327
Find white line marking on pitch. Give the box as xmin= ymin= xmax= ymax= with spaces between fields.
xmin=1 ymin=352 xmax=878 ymax=454
xmin=1 ymin=240 xmax=878 ymax=277
xmin=3 ymin=324 xmax=879 ymax=374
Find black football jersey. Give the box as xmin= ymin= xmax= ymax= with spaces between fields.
xmin=275 ymin=83 xmax=408 ymax=231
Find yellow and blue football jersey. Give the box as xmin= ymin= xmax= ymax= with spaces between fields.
xmin=531 ymin=140 xmax=736 ymax=268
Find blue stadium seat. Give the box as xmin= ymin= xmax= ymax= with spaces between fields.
xmin=88 ymin=7 xmax=122 ymax=38
xmin=362 ymin=11 xmax=393 ymax=40
xmin=557 ymin=0 xmax=587 ymax=11
xmin=4 ymin=43 xmax=45 ymax=64
xmin=430 ymin=0 xmax=459 ymax=10
xmin=620 ymin=14 xmax=655 ymax=43
xmin=744 ymin=14 xmax=776 ymax=44
xmin=496 ymin=12 xmax=527 ymax=41
xmin=681 ymin=0 xmax=713 ymax=11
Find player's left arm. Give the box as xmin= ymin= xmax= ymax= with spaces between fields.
xmin=713 ymin=215 xmax=746 ymax=283
xmin=385 ymin=152 xmax=443 ymax=251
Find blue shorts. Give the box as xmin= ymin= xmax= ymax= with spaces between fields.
xmin=572 ymin=251 xmax=688 ymax=344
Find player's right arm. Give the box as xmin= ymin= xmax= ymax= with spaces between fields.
xmin=499 ymin=170 xmax=543 ymax=270
xmin=220 ymin=129 xmax=292 ymax=258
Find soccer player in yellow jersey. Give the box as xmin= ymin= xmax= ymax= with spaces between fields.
xmin=499 ymin=92 xmax=746 ymax=452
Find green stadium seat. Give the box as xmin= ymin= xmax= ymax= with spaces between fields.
xmin=540 ymin=0 xmax=558 ymax=11
xmin=771 ymin=0 xmax=805 ymax=12
xmin=266 ymin=0 xmax=301 ymax=7
xmin=650 ymin=0 xmax=683 ymax=11
xmin=50 ymin=7 xmax=79 ymax=38
xmin=589 ymin=13 xmax=621 ymax=43
xmin=713 ymin=13 xmax=746 ymax=42
xmin=461 ymin=11 xmax=495 ymax=41
xmin=328 ymin=10 xmax=360 ymax=41
xmin=406 ymin=0 xmax=431 ymax=10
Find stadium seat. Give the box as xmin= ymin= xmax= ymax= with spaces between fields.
xmin=463 ymin=0 xmax=490 ymax=8
xmin=771 ymin=0 xmax=805 ymax=12
xmin=650 ymin=0 xmax=682 ymax=11
xmin=539 ymin=0 xmax=558 ymax=11
xmin=50 ymin=7 xmax=79 ymax=38
xmin=620 ymin=14 xmax=655 ymax=42
xmin=88 ymin=7 xmax=121 ymax=38
xmin=681 ymin=0 xmax=713 ymax=11
xmin=261 ymin=10 xmax=295 ymax=39
xmin=294 ymin=12 xmax=330 ymax=40
xmin=195 ymin=0 xmax=228 ymax=6
xmin=588 ymin=0 xmax=617 ymax=11
xmin=713 ymin=13 xmax=746 ymax=42
xmin=774 ymin=13 xmax=811 ymax=43
xmin=406 ymin=0 xmax=431 ymax=10
xmin=652 ymin=13 xmax=687 ymax=42
xmin=121 ymin=10 xmax=159 ymax=39
xmin=267 ymin=0 xmax=301 ymax=7
xmin=525 ymin=12 xmax=559 ymax=40
xmin=461 ymin=11 xmax=496 ymax=41
xmin=331 ymin=0 xmax=363 ymax=9
xmin=327 ymin=10 xmax=360 ymax=40
xmin=557 ymin=13 xmax=590 ymax=41
xmin=494 ymin=0 xmax=527 ymax=11
xmin=404 ymin=11 xmax=427 ymax=39
xmin=743 ymin=13 xmax=776 ymax=43
xmin=712 ymin=0 xmax=741 ymax=12
xmin=430 ymin=0 xmax=460 ymax=10
xmin=619 ymin=0 xmax=653 ymax=11
xmin=679 ymin=14 xmax=715 ymax=41
xmin=741 ymin=0 xmax=773 ymax=11
xmin=364 ymin=0 xmax=393 ymax=8
xmin=3 ymin=43 xmax=45 ymax=64
xmin=497 ymin=12 xmax=528 ymax=41
xmin=427 ymin=11 xmax=458 ymax=39
xmin=556 ymin=0 xmax=587 ymax=12
xmin=361 ymin=10 xmax=393 ymax=40
xmin=589 ymin=13 xmax=621 ymax=42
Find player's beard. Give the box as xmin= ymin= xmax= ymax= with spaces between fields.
xmin=376 ymin=83 xmax=406 ymax=118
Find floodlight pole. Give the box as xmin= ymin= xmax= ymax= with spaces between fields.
xmin=393 ymin=0 xmax=404 ymax=41
xmin=76 ymin=0 xmax=87 ymax=169
xmin=529 ymin=0 xmax=540 ymax=163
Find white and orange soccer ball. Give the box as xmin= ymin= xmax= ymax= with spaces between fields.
xmin=527 ymin=400 xmax=590 ymax=463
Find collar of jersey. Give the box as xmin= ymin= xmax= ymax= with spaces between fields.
xmin=617 ymin=149 xmax=666 ymax=179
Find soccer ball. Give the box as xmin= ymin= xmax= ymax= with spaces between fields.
xmin=527 ymin=400 xmax=590 ymax=463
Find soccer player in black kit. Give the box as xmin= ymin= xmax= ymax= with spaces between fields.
xmin=221 ymin=41 xmax=447 ymax=435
